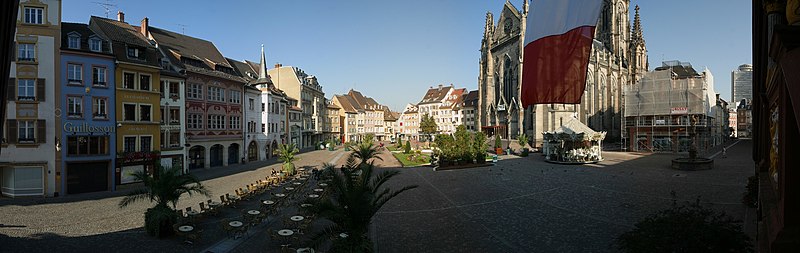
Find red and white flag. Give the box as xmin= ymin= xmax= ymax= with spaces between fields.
xmin=521 ymin=0 xmax=603 ymax=106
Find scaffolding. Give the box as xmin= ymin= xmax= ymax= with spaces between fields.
xmin=623 ymin=61 xmax=717 ymax=153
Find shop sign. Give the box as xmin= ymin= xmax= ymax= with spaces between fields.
xmin=671 ymin=107 xmax=688 ymax=115
xmin=63 ymin=122 xmax=115 ymax=133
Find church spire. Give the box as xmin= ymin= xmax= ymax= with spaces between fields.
xmin=259 ymin=44 xmax=268 ymax=79
xmin=631 ymin=5 xmax=643 ymax=42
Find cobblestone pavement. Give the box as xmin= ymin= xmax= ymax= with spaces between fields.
xmin=371 ymin=140 xmax=756 ymax=253
xmin=0 ymin=148 xmax=345 ymax=253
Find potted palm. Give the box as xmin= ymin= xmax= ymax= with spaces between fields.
xmin=277 ymin=143 xmax=299 ymax=175
xmin=518 ymin=133 xmax=529 ymax=157
xmin=118 ymin=166 xmax=210 ymax=238
xmin=304 ymin=160 xmax=417 ymax=252
xmin=494 ymin=134 xmax=503 ymax=155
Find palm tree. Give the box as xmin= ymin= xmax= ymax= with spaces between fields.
xmin=304 ymin=157 xmax=417 ymax=252
xmin=118 ymin=166 xmax=210 ymax=238
xmin=349 ymin=140 xmax=383 ymax=167
xmin=277 ymin=143 xmax=299 ymax=175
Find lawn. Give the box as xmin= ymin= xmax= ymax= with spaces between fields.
xmin=392 ymin=152 xmax=431 ymax=167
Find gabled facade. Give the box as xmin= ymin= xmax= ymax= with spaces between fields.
xmin=91 ymin=14 xmax=162 ymax=185
xmin=416 ymin=84 xmax=468 ymax=134
xmin=2 ymin=0 xmax=61 ymax=197
xmin=59 ymin=22 xmax=117 ymax=195
xmin=325 ymin=102 xmax=342 ymax=143
xmin=330 ymin=95 xmax=359 ymax=143
xmin=268 ymin=64 xmax=325 ymax=149
xmin=143 ymin=20 xmax=245 ymax=169
xmin=462 ymin=90 xmax=479 ymax=131
xmin=398 ymin=103 xmax=419 ymax=141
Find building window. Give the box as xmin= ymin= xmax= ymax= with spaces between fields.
xmin=229 ymin=90 xmax=241 ymax=104
xmin=249 ymin=98 xmax=254 ymax=111
xmin=140 ymin=136 xmax=152 ymax=151
xmin=67 ymin=136 xmax=108 ymax=156
xmin=139 ymin=74 xmax=151 ymax=91
xmin=127 ymin=47 xmax=139 ymax=58
xmin=123 ymin=104 xmax=136 ymax=121
xmin=262 ymin=103 xmax=265 ymax=112
xmin=208 ymin=87 xmax=224 ymax=102
xmin=67 ymin=64 xmax=82 ymax=84
xmin=187 ymin=114 xmax=203 ymax=129
xmin=17 ymin=43 xmax=35 ymax=62
xmin=229 ymin=116 xmax=240 ymax=130
xmin=92 ymin=66 xmax=106 ymax=87
xmin=123 ymin=72 xmax=135 ymax=89
xmin=17 ymin=120 xmax=35 ymax=143
xmin=139 ymin=104 xmax=151 ymax=122
xmin=93 ymin=97 xmax=107 ymax=119
xmin=123 ymin=136 xmax=136 ymax=152
xmin=169 ymin=132 xmax=180 ymax=147
xmin=89 ymin=38 xmax=101 ymax=52
xmin=67 ymin=96 xmax=83 ymax=118
xmin=187 ymin=83 xmax=202 ymax=99
xmin=169 ymin=108 xmax=180 ymax=125
xmin=24 ymin=7 xmax=44 ymax=24
xmin=169 ymin=82 xmax=179 ymax=98
xmin=17 ymin=79 xmax=35 ymax=101
xmin=261 ymin=123 xmax=266 ymax=132
xmin=67 ymin=35 xmax=79 ymax=49
xmin=207 ymin=115 xmax=225 ymax=130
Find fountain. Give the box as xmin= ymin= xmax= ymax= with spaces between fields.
xmin=672 ymin=115 xmax=714 ymax=170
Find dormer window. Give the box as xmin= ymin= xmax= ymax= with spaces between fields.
xmin=127 ymin=47 xmax=140 ymax=58
xmin=89 ymin=38 xmax=101 ymax=52
xmin=68 ymin=35 xmax=80 ymax=49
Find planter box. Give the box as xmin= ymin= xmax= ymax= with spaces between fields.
xmin=495 ymin=148 xmax=503 ymax=155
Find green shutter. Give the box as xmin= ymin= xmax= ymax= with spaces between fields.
xmin=8 ymin=78 xmax=15 ymax=101
xmin=7 ymin=120 xmax=17 ymax=144
xmin=37 ymin=78 xmax=45 ymax=102
xmin=37 ymin=120 xmax=46 ymax=144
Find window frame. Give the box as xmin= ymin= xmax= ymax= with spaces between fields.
xmin=67 ymin=35 xmax=80 ymax=49
xmin=17 ymin=79 xmax=35 ymax=101
xmin=92 ymin=66 xmax=107 ymax=87
xmin=139 ymin=104 xmax=152 ymax=122
xmin=122 ymin=72 xmax=136 ymax=89
xmin=93 ymin=97 xmax=108 ymax=119
xmin=67 ymin=63 xmax=83 ymax=84
xmin=17 ymin=43 xmax=36 ymax=62
xmin=123 ymin=136 xmax=137 ymax=152
xmin=139 ymin=135 xmax=152 ymax=152
xmin=89 ymin=38 xmax=101 ymax=52
xmin=122 ymin=103 xmax=137 ymax=121
xmin=23 ymin=7 xmax=44 ymax=25
xmin=67 ymin=95 xmax=83 ymax=118
xmin=138 ymin=74 xmax=151 ymax=91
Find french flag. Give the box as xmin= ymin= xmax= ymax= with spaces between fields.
xmin=521 ymin=0 xmax=604 ymax=106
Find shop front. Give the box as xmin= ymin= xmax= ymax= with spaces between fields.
xmin=66 ymin=161 xmax=110 ymax=194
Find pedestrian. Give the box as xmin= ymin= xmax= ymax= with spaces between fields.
xmin=722 ymin=146 xmax=727 ymax=158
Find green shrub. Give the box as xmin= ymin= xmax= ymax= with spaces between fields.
xmin=617 ymin=198 xmax=753 ymax=253
xmin=404 ymin=140 xmax=411 ymax=154
xmin=473 ymin=132 xmax=488 ymax=162
xmin=494 ymin=134 xmax=502 ymax=149
xmin=518 ymin=133 xmax=528 ymax=149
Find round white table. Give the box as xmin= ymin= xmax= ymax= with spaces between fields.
xmin=296 ymin=247 xmax=315 ymax=253
xmin=286 ymin=187 xmax=295 ymax=190
xmin=319 ymin=183 xmax=328 ymax=187
xmin=290 ymin=216 xmax=304 ymax=222
xmin=186 ymin=210 xmax=199 ymax=216
xmin=229 ymin=221 xmax=243 ymax=228
xmin=308 ymin=194 xmax=319 ymax=198
xmin=178 ymin=225 xmax=193 ymax=232
xmin=340 ymin=233 xmax=348 ymax=238
xmin=300 ymin=203 xmax=313 ymax=208
xmin=263 ymin=200 xmax=275 ymax=205
xmin=278 ymin=229 xmax=294 ymax=236
xmin=248 ymin=210 xmax=261 ymax=215
xmin=209 ymin=201 xmax=221 ymax=207
xmin=293 ymin=182 xmax=302 ymax=185
xmin=299 ymin=177 xmax=308 ymax=181
xmin=298 ymin=168 xmax=306 ymax=171
xmin=275 ymin=193 xmax=286 ymax=197
xmin=313 ymin=188 xmax=324 ymax=192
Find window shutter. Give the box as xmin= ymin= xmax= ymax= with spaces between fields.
xmin=37 ymin=78 xmax=45 ymax=101
xmin=37 ymin=120 xmax=46 ymax=144
xmin=8 ymin=78 xmax=15 ymax=101
xmin=7 ymin=120 xmax=17 ymax=144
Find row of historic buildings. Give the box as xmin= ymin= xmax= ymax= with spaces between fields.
xmin=1 ymin=0 xmax=327 ymax=197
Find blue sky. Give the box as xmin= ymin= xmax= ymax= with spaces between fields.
xmin=63 ymin=0 xmax=751 ymax=111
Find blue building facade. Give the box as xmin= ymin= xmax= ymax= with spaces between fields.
xmin=59 ymin=23 xmax=117 ymax=194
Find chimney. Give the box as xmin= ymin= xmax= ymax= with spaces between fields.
xmin=274 ymin=63 xmax=282 ymax=68
xmin=140 ymin=17 xmax=149 ymax=36
xmin=438 ymin=84 xmax=443 ymax=91
xmin=117 ymin=11 xmax=125 ymax=22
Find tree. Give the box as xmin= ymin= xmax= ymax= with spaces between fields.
xmin=473 ymin=132 xmax=488 ymax=162
xmin=419 ymin=113 xmax=438 ymax=141
xmin=349 ymin=138 xmax=383 ymax=168
xmin=453 ymin=125 xmax=473 ymax=162
xmin=118 ymin=166 xmax=210 ymax=238
xmin=277 ymin=143 xmax=299 ymax=175
xmin=404 ymin=140 xmax=411 ymax=154
xmin=616 ymin=198 xmax=753 ymax=253
xmin=305 ymin=159 xmax=418 ymax=252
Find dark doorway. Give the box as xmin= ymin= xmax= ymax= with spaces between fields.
xmin=189 ymin=146 xmax=205 ymax=169
xmin=66 ymin=162 xmax=108 ymax=194
xmin=228 ymin=143 xmax=240 ymax=165
xmin=210 ymin=144 xmax=223 ymax=167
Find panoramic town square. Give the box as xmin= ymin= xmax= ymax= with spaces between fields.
xmin=2 ymin=0 xmax=798 ymax=252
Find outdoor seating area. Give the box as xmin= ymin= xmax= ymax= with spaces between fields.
xmin=168 ymin=168 xmax=332 ymax=251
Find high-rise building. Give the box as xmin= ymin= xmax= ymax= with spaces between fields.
xmin=731 ymin=64 xmax=753 ymax=105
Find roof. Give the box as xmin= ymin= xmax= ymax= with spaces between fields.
xmin=550 ymin=117 xmax=598 ymax=135
xmin=655 ymin=61 xmax=701 ymax=78
xmin=89 ymin=16 xmax=159 ymax=67
xmin=384 ymin=110 xmax=400 ymax=121
xmin=326 ymin=103 xmax=341 ymax=109
xmin=227 ymin=57 xmax=258 ymax=81
xmin=463 ymin=90 xmax=479 ymax=107
xmin=419 ymin=85 xmax=453 ymax=104
xmin=440 ymin=88 xmax=466 ymax=109
xmin=335 ymin=95 xmax=359 ymax=113
xmin=61 ymin=22 xmax=113 ymax=55
xmin=148 ymin=26 xmax=231 ymax=69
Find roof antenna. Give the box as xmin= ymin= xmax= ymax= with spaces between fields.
xmin=92 ymin=0 xmax=116 ymax=18
xmin=175 ymin=24 xmax=188 ymax=35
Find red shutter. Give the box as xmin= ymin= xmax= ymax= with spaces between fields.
xmin=37 ymin=78 xmax=45 ymax=102
xmin=37 ymin=120 xmax=46 ymax=144
xmin=7 ymin=120 xmax=17 ymax=144
xmin=8 ymin=78 xmax=15 ymax=100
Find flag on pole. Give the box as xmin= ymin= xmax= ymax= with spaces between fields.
xmin=521 ymin=0 xmax=604 ymax=106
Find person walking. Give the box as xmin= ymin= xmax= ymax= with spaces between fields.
xmin=722 ymin=146 xmax=727 ymax=158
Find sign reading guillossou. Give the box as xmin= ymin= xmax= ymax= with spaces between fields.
xmin=63 ymin=122 xmax=116 ymax=133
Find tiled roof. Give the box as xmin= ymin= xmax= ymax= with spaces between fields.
xmin=326 ymin=103 xmax=341 ymax=109
xmin=184 ymin=64 xmax=246 ymax=83
xmin=335 ymin=95 xmax=358 ymax=113
xmin=90 ymin=16 xmax=151 ymax=48
xmin=227 ymin=57 xmax=258 ymax=82
xmin=419 ymin=85 xmax=453 ymax=104
xmin=61 ymin=22 xmax=113 ymax=55
xmin=148 ymin=26 xmax=231 ymax=69
xmin=463 ymin=90 xmax=479 ymax=107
